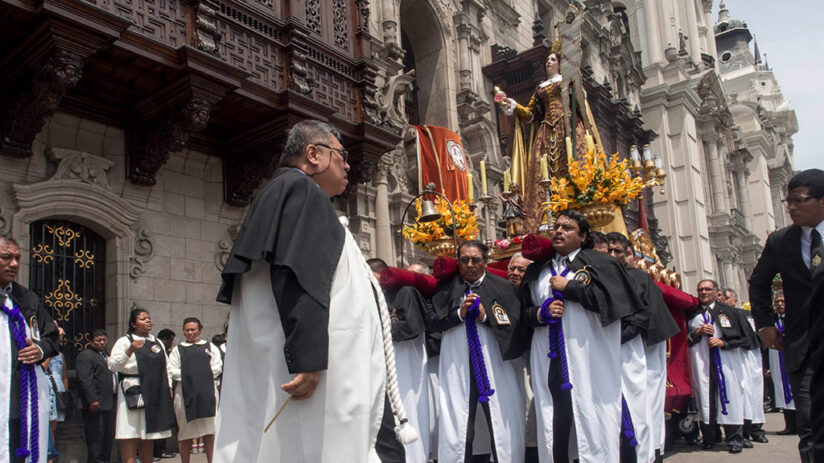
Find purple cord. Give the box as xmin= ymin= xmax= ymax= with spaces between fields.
xmin=464 ymin=288 xmax=494 ymax=403
xmin=539 ymin=266 xmax=572 ymax=391
xmin=1 ymin=301 xmax=40 ymax=461
xmin=701 ymin=312 xmax=729 ymax=415
xmin=621 ymin=396 xmax=638 ymax=447
xmin=775 ymin=319 xmax=793 ymax=403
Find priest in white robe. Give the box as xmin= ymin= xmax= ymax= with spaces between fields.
xmin=213 ymin=121 xmax=415 ymax=463
xmin=0 ymin=236 xmax=58 ymax=463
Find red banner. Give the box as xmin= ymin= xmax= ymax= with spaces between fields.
xmin=415 ymin=125 xmax=469 ymax=202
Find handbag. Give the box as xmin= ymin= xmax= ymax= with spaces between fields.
xmin=47 ymin=370 xmax=74 ymax=411
xmin=121 ymin=375 xmax=144 ymax=409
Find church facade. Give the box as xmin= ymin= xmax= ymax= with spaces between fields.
xmin=0 ymin=0 xmax=796 ymax=369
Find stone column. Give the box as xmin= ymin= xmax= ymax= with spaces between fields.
xmin=456 ymin=23 xmax=472 ymax=91
xmin=374 ymin=163 xmax=395 ymax=264
xmin=684 ymin=0 xmax=702 ymax=64
xmin=701 ymin=0 xmax=717 ymax=67
xmin=701 ymin=128 xmax=725 ymax=213
xmin=642 ymin=0 xmax=664 ymax=64
xmin=734 ymin=167 xmax=753 ymax=230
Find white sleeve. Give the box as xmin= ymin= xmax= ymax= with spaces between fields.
xmin=168 ymin=346 xmax=182 ymax=382
xmin=108 ymin=336 xmax=138 ymax=374
xmin=502 ymin=98 xmax=517 ymax=116
xmin=210 ymin=343 xmax=223 ymax=378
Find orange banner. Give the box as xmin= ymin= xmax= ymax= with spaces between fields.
xmin=415 ymin=125 xmax=469 ymax=202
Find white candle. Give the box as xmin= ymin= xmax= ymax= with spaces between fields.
xmin=480 ymin=160 xmax=488 ymax=196
xmin=467 ymin=173 xmax=474 ymax=203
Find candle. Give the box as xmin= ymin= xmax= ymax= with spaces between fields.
xmin=503 ymin=168 xmax=511 ymax=192
xmin=480 ymin=160 xmax=488 ymax=195
xmin=585 ymin=131 xmax=594 ymax=153
xmin=629 ymin=145 xmax=640 ymax=163
xmin=565 ymin=136 xmax=573 ymax=164
xmin=467 ymin=173 xmax=474 ymax=203
xmin=642 ymin=144 xmax=653 ymax=162
xmin=653 ymin=155 xmax=663 ymax=169
xmin=541 ymin=156 xmax=549 ymax=179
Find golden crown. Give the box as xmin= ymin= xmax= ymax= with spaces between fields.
xmin=551 ymin=37 xmax=562 ymax=54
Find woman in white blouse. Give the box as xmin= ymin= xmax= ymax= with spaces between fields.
xmin=108 ymin=308 xmax=175 ymax=463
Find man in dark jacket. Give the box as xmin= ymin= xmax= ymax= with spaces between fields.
xmin=1 ymin=235 xmax=59 ymax=463
xmin=748 ymin=168 xmax=824 ymax=462
xmin=76 ymin=329 xmax=116 ymax=463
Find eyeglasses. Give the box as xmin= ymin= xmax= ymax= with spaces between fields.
xmin=782 ymin=196 xmax=821 ymax=206
xmin=459 ymin=256 xmax=484 ymax=265
xmin=0 ymin=253 xmax=21 ymax=262
xmin=313 ymin=143 xmax=349 ymax=164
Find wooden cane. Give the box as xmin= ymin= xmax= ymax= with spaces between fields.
xmin=264 ymin=396 xmax=293 ymax=433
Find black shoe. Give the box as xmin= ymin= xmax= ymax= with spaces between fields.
xmin=751 ymin=435 xmax=769 ymax=443
xmin=701 ymin=442 xmax=714 ymax=450
xmin=777 ymin=428 xmax=796 ymax=435
xmin=742 ymin=439 xmax=753 ymax=448
xmin=728 ymin=445 xmax=743 ymax=454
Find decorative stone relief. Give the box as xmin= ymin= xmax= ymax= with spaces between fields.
xmin=48 ymin=148 xmax=114 ymax=191
xmin=332 ymin=0 xmax=350 ymax=49
xmin=193 ymin=1 xmax=220 ymax=54
xmin=376 ymin=71 xmax=414 ymax=129
xmin=0 ymin=208 xmax=7 ymax=236
xmin=129 ymin=225 xmax=154 ymax=280
xmin=355 ymin=0 xmax=370 ymax=35
xmin=215 ymin=239 xmax=232 ymax=271
xmin=305 ymin=0 xmax=322 ymax=35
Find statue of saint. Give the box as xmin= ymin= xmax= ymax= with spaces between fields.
xmin=498 ymin=182 xmax=525 ymax=237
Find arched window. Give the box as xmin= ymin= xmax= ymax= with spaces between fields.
xmin=29 ymin=220 xmax=106 ymax=369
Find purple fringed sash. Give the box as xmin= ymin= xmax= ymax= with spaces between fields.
xmin=621 ymin=395 xmax=638 ymax=447
xmin=1 ymin=299 xmax=40 ymax=462
xmin=775 ymin=318 xmax=793 ymax=403
xmin=538 ymin=266 xmax=572 ymax=391
xmin=464 ymin=287 xmax=494 ymax=403
xmin=701 ymin=311 xmax=729 ymax=415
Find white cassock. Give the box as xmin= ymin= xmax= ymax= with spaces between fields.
xmin=0 ymin=296 xmax=50 ymax=463
xmin=768 ymin=347 xmax=794 ymax=410
xmin=530 ymin=264 xmax=622 ymax=463
xmin=644 ymin=341 xmax=668 ymax=459
xmin=214 ymin=226 xmax=386 ymax=463
xmin=426 ymin=358 xmax=440 ymax=460
xmin=437 ymin=313 xmax=525 ymax=461
xmin=741 ymin=316 xmax=765 ymax=425
xmin=687 ymin=312 xmax=745 ymax=425
xmin=394 ymin=334 xmax=429 ymax=462
xmin=621 ymin=335 xmax=651 ymax=463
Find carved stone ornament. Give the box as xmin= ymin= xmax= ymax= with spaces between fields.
xmin=376 ymin=71 xmax=415 ymax=129
xmin=129 ymin=225 xmax=154 ymax=280
xmin=223 ymin=142 xmax=278 ymax=207
xmin=215 ymin=239 xmax=232 ymax=271
xmin=0 ymin=208 xmax=7 ymax=236
xmin=193 ymin=1 xmax=220 ymax=54
xmin=360 ymin=62 xmax=382 ymax=126
xmin=47 ymin=148 xmax=114 ymax=190
xmin=128 ymin=98 xmax=211 ymax=186
xmin=355 ymin=0 xmax=371 ymax=34
xmin=0 ymin=49 xmax=84 ymax=158
xmin=287 ymin=29 xmax=313 ymax=95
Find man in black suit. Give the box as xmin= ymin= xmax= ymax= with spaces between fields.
xmin=76 ymin=329 xmax=116 ymax=463
xmin=749 ymin=168 xmax=824 ymax=463
xmin=0 ymin=235 xmax=59 ymax=463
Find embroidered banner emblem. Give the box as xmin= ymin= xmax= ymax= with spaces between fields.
xmin=151 ymin=344 xmax=163 ymax=354
xmin=29 ymin=316 xmax=41 ymax=342
xmin=491 ymin=303 xmax=511 ymax=326
xmin=719 ymin=314 xmax=732 ymax=329
xmin=573 ymin=268 xmax=591 ymax=285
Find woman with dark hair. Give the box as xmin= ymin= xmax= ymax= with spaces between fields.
xmin=168 ymin=317 xmax=222 ymax=463
xmin=499 ymin=45 xmax=602 ymax=234
xmin=108 ymin=308 xmax=175 ymax=463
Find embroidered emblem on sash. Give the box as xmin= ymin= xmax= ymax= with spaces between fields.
xmin=719 ymin=314 xmax=732 ymax=328
xmin=814 ymin=255 xmax=822 ymax=266
xmin=29 ymin=316 xmax=40 ymax=342
xmin=151 ymin=344 xmax=163 ymax=354
xmin=390 ymin=309 xmax=400 ymax=323
xmin=491 ymin=303 xmax=511 ymax=326
xmin=573 ymin=268 xmax=591 ymax=285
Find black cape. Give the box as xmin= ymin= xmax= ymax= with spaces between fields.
xmin=4 ymin=283 xmax=59 ymax=420
xmin=736 ymin=308 xmax=763 ymax=351
xmin=686 ymin=302 xmax=752 ymax=350
xmin=521 ymin=248 xmax=642 ymax=328
xmin=384 ymin=286 xmax=430 ymax=342
xmin=624 ymin=267 xmax=680 ymax=345
xmin=431 ymin=271 xmax=524 ymax=360
xmin=216 ymin=167 xmax=345 ymax=373
xmin=179 ymin=343 xmax=217 ymax=422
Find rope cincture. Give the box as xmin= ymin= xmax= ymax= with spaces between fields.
xmin=1 ymin=299 xmax=40 ymax=462
xmin=539 ymin=265 xmax=572 ymax=391
xmin=464 ymin=287 xmax=495 ymax=403
xmin=701 ymin=312 xmax=729 ymax=415
xmin=621 ymin=396 xmax=638 ymax=447
xmin=775 ymin=318 xmax=793 ymax=404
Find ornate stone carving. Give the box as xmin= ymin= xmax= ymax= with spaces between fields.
xmin=0 ymin=208 xmax=7 ymax=236
xmin=376 ymin=71 xmax=415 ymax=129
xmin=129 ymin=225 xmax=154 ymax=280
xmin=355 ymin=0 xmax=371 ymax=35
xmin=223 ymin=142 xmax=278 ymax=207
xmin=47 ymin=148 xmax=114 ymax=191
xmin=193 ymin=1 xmax=220 ymax=54
xmin=0 ymin=49 xmax=84 ymax=158
xmin=332 ymin=0 xmax=350 ymax=49
xmin=360 ymin=62 xmax=381 ymax=126
xmin=215 ymin=239 xmax=232 ymax=271
xmin=128 ymin=98 xmax=211 ymax=186
xmin=287 ymin=29 xmax=313 ymax=95
xmin=305 ymin=0 xmax=322 ymax=35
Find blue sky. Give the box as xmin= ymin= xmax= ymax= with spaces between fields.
xmin=712 ymin=1 xmax=823 ymax=171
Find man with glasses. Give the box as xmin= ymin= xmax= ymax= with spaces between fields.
xmin=506 ymin=253 xmax=531 ymax=288
xmin=0 ymin=235 xmax=59 ymax=463
xmin=214 ymin=120 xmax=413 ymax=462
xmin=749 ymin=168 xmax=824 ymax=463
xmin=431 ymin=240 xmax=524 ymax=462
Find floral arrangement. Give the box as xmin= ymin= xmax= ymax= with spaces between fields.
xmin=494 ymin=235 xmax=524 ymax=250
xmin=548 ymin=145 xmax=644 ymax=213
xmin=402 ymin=197 xmax=479 ymax=247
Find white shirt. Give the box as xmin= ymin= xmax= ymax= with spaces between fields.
xmin=457 ymin=273 xmax=487 ymax=322
xmin=800 ymin=219 xmax=824 ymax=268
